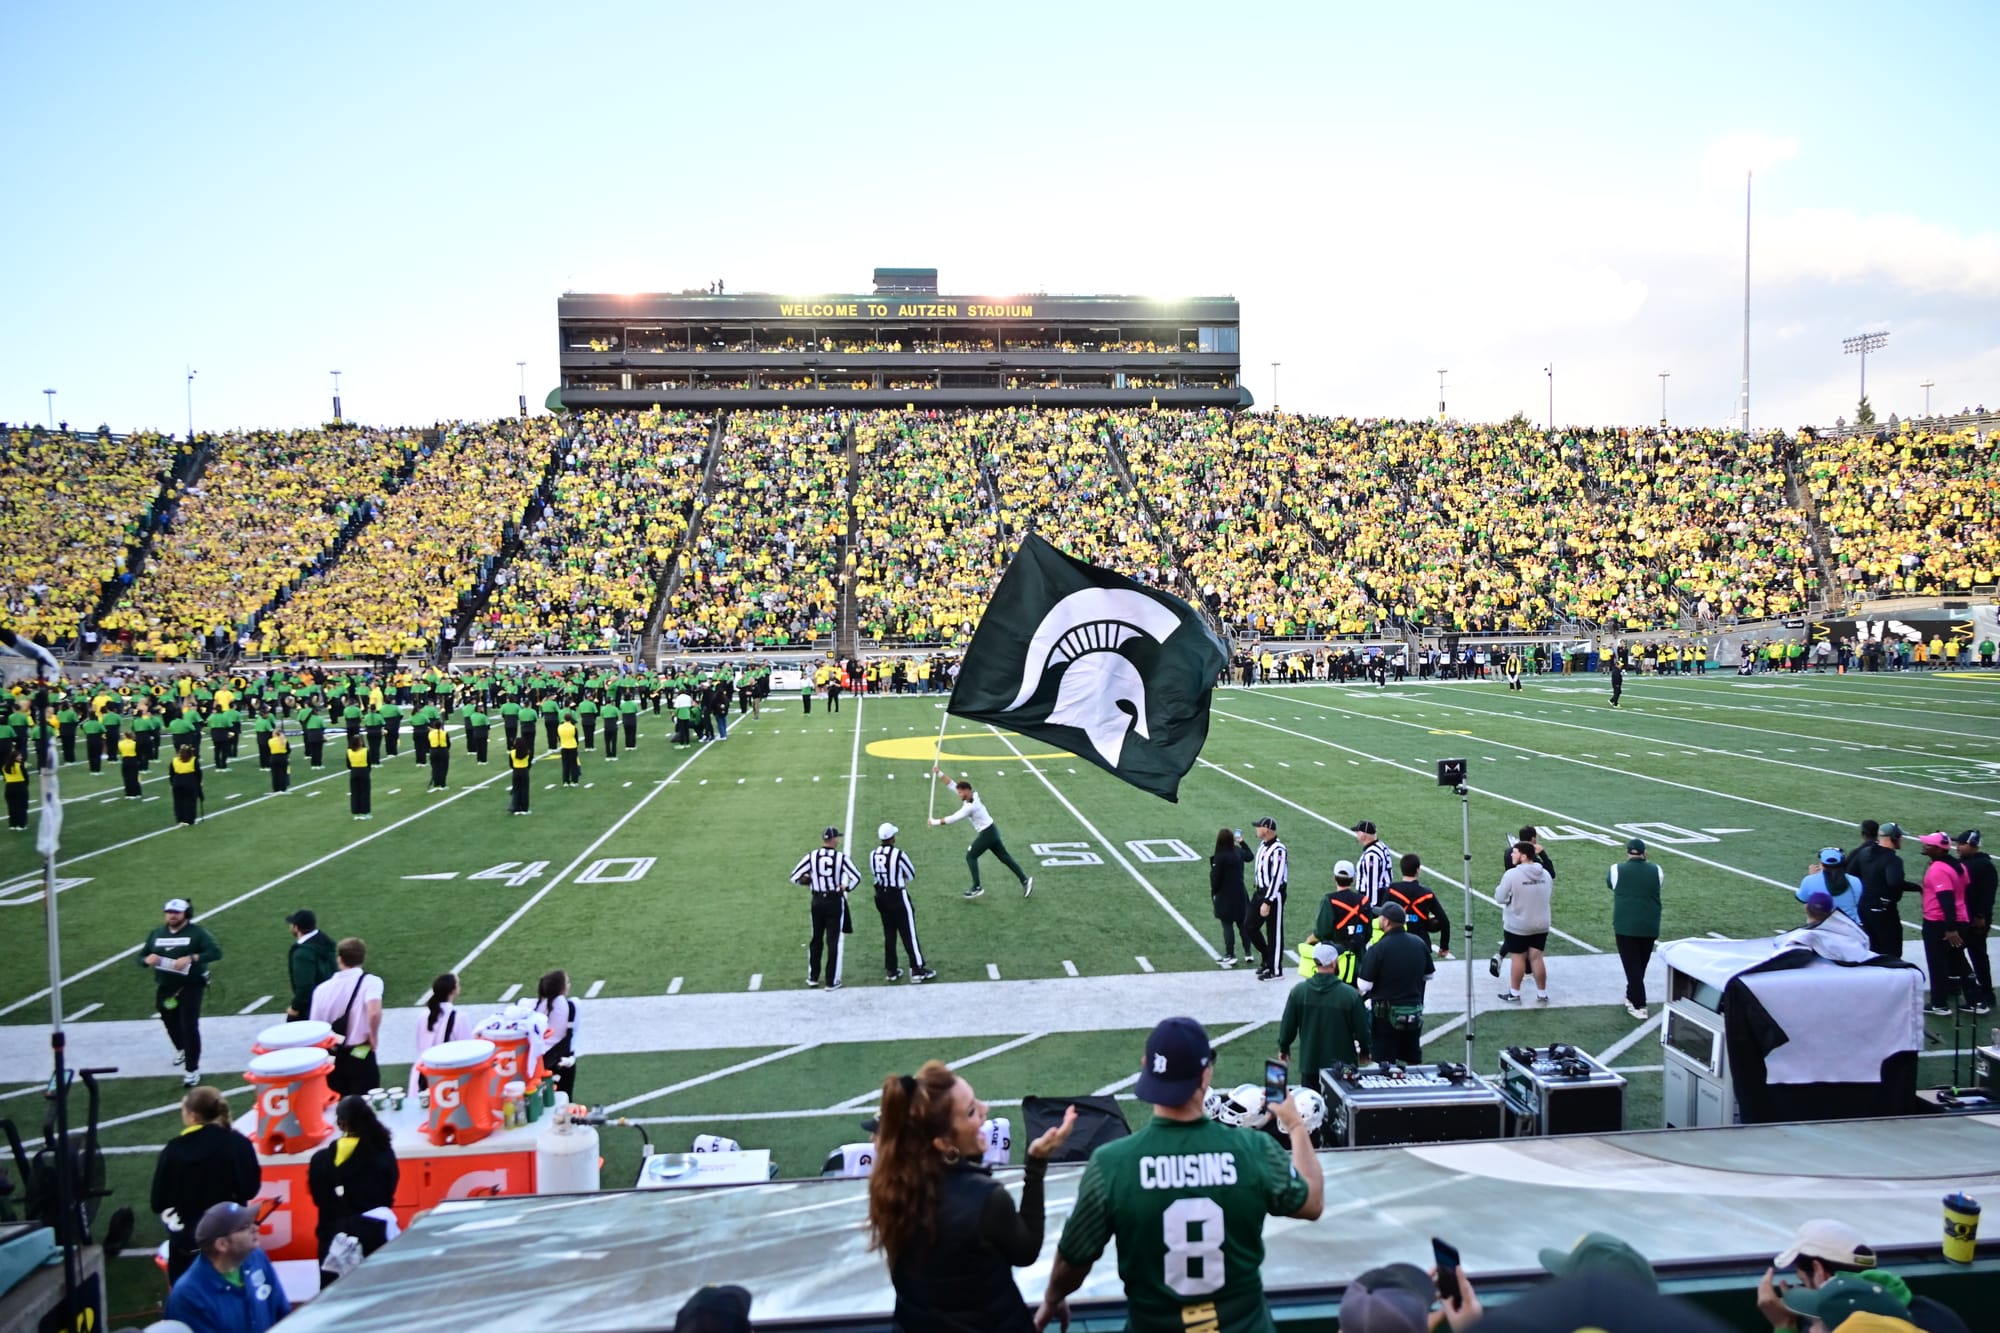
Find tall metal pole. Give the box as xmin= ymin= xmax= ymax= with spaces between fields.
xmin=1270 ymin=362 xmax=1280 ymax=411
xmin=1461 ymin=784 xmax=1474 ymax=1070
xmin=331 ymin=369 xmax=343 ymax=424
xmin=1741 ymin=172 xmax=1751 ymax=436
xmin=1658 ymin=371 xmax=1671 ymax=427
xmin=1921 ymin=379 xmax=1935 ymax=417
xmin=186 ymin=367 xmax=197 ymax=441
xmin=43 ymin=388 xmax=56 ymax=428
xmin=1437 ymin=368 xmax=1448 ymax=418
xmin=1544 ymin=364 xmax=1553 ymax=430
xmin=516 ymin=360 xmax=528 ymax=418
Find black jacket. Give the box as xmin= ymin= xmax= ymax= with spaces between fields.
xmin=1209 ymin=845 xmax=1249 ymax=922
xmin=1964 ymin=851 xmax=1997 ymax=921
xmin=1856 ymin=843 xmax=1909 ymax=913
xmin=307 ymin=1138 xmax=401 ymax=1258
xmin=1358 ymin=929 xmax=1435 ymax=1008
xmin=150 ymin=1125 xmax=261 ymax=1255
xmin=891 ymin=1158 xmax=1047 ymax=1333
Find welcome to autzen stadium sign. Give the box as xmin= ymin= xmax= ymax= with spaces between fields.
xmin=558 ymin=294 xmax=1238 ymax=323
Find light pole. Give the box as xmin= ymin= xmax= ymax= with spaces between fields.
xmin=1741 ymin=172 xmax=1752 ymax=436
xmin=1920 ymin=379 xmax=1935 ymax=417
xmin=1841 ymin=331 xmax=1888 ymax=417
xmin=330 ymin=370 xmax=343 ymax=424
xmin=1543 ymin=364 xmax=1553 ymax=430
xmin=1658 ymin=371 xmax=1670 ymax=427
xmin=1437 ymin=368 xmax=1448 ymax=418
xmin=1270 ymin=362 xmax=1280 ymax=412
xmin=516 ymin=361 xmax=528 ymax=418
xmin=42 ymin=388 xmax=56 ymax=429
xmin=186 ymin=367 xmax=197 ymax=441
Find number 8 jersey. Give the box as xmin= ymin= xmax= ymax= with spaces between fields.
xmin=1055 ymin=1114 xmax=1308 ymax=1332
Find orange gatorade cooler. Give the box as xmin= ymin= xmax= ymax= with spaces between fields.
xmin=418 ymin=1038 xmax=500 ymax=1147
xmin=251 ymin=1019 xmax=336 ymax=1056
xmin=474 ymin=1011 xmax=546 ymax=1096
xmin=244 ymin=1047 xmax=336 ymax=1155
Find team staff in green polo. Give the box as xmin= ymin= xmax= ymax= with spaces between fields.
xmin=140 ymin=897 xmax=223 ymax=1088
xmin=1608 ymin=837 xmax=1664 ymax=1020
xmin=1277 ymin=942 xmax=1370 ymax=1092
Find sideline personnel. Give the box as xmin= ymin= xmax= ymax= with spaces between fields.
xmin=141 ymin=897 xmax=222 ymax=1088
xmin=1357 ymin=904 xmax=1433 ymax=1064
xmin=871 ymin=822 xmax=935 ymax=983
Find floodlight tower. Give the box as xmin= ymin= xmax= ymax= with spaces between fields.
xmin=1842 ymin=331 xmax=1889 ymax=413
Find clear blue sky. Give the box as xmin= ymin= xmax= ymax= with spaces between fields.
xmin=3 ymin=1 xmax=1995 ymax=432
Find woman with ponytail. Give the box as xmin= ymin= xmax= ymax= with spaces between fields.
xmin=410 ymin=972 xmax=460 ymax=1092
xmin=867 ymin=1060 xmax=1076 ymax=1331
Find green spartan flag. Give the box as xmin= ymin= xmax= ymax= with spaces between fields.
xmin=948 ymin=533 xmax=1227 ymax=802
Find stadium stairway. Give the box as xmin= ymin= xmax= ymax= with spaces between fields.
xmin=1780 ymin=447 xmax=1843 ymax=614
xmin=225 ymin=433 xmax=430 ymax=663
xmin=834 ymin=415 xmax=860 ymax=658
xmin=1100 ymin=417 xmax=1233 ymax=641
xmin=77 ymin=432 xmax=214 ymax=654
xmin=640 ymin=413 xmax=730 ymax=664
xmin=441 ymin=420 xmax=577 ymax=663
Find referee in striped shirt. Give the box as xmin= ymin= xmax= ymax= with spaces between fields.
xmin=870 ymin=823 xmax=935 ymax=984
xmin=1248 ymin=816 xmax=1289 ymax=979
xmin=791 ymin=826 xmax=861 ymax=990
xmin=1352 ymin=820 xmax=1395 ymax=909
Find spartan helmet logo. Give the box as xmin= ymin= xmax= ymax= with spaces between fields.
xmin=1010 ymin=589 xmax=1184 ymax=768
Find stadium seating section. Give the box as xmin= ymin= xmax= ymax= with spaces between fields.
xmin=9 ymin=413 xmax=1994 ymax=659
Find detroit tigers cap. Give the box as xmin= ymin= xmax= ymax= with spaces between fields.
xmin=822 ymin=826 xmax=841 ymax=840
xmin=163 ymin=898 xmax=191 ymax=914
xmin=1136 ymin=1016 xmax=1213 ymax=1106
xmin=877 ymin=822 xmax=898 ymax=840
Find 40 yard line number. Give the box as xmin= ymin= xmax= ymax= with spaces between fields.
xmin=460 ymin=857 xmax=659 ymax=887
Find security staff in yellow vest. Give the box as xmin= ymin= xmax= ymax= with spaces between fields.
xmin=168 ymin=744 xmax=204 ymax=827
xmin=267 ymin=726 xmax=291 ymax=794
xmin=119 ymin=733 xmax=144 ymax=798
xmin=347 ymin=733 xmax=372 ymax=820
xmin=426 ymin=722 xmax=450 ymax=791
xmin=3 ymin=746 xmax=27 ymax=831
xmin=557 ymin=715 xmax=580 ymax=787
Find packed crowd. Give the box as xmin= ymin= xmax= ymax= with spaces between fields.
xmin=104 ymin=428 xmax=411 ymax=661
xmin=0 ymin=427 xmax=177 ymax=646
xmin=1803 ymin=424 xmax=1999 ymax=598
xmin=660 ymin=410 xmax=846 ymax=648
xmin=982 ymin=408 xmax=1179 ymax=590
xmin=481 ymin=409 xmax=711 ymax=653
xmin=258 ymin=419 xmax=557 ymax=659
xmin=849 ymin=411 xmax=1004 ymax=644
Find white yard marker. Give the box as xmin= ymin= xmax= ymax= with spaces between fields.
xmin=498 ymin=983 xmax=522 ymax=1003
xmin=65 ymin=1003 xmax=102 ymax=1022
xmin=748 ymin=974 xmax=763 ymax=991
xmin=667 ymin=977 xmax=683 ymax=995
xmin=602 ymin=1041 xmax=817 ymax=1116
xmin=387 ymin=788 xmax=401 ymax=795
xmin=236 ymin=995 xmax=273 ymax=1015
xmin=225 ymin=793 xmax=242 ymax=801
xmin=1593 ymin=1014 xmax=1664 ymax=1066
xmin=584 ymin=979 xmax=605 ymax=999
xmin=987 ymin=963 xmax=1001 ymax=980
xmin=1062 ymin=960 xmax=1079 ymax=977
xmin=143 ymin=796 xmax=159 ymax=802
xmin=1136 ymin=956 xmax=1155 ymax=973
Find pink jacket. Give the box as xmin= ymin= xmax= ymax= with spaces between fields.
xmin=1922 ymin=858 xmax=1970 ymax=924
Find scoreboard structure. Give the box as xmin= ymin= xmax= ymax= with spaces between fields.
xmin=555 ymin=268 xmax=1242 ymax=409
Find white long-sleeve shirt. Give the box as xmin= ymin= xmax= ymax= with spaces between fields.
xmin=940 ymin=793 xmax=994 ymax=831
xmin=409 ymin=1000 xmax=461 ymax=1093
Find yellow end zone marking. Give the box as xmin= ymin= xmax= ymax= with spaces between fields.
xmin=868 ymin=732 xmax=1068 ymax=762
xmin=1429 ymin=729 xmax=1472 ymax=735
xmin=1938 ymin=672 xmax=2000 ymax=681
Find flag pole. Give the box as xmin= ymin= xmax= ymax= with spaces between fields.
xmin=927 ymin=702 xmax=950 ymax=823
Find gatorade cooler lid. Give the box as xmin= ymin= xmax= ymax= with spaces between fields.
xmin=421 ymin=1038 xmax=496 ymax=1071
xmin=255 ymin=1020 xmax=333 ymax=1049
xmin=247 ymin=1047 xmax=332 ymax=1077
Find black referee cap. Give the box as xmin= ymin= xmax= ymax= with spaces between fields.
xmin=822 ymin=826 xmax=841 ymax=840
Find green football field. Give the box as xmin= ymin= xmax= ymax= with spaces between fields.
xmin=6 ymin=668 xmax=2000 ymax=1319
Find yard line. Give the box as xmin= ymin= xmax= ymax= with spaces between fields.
xmin=748 ymin=974 xmax=763 ymax=991
xmin=498 ymin=983 xmax=522 ymax=1003
xmin=1400 ymin=691 xmax=1998 ymax=805
xmin=1194 ymin=757 xmax=1601 ymax=954
xmin=1421 ymin=1014 xmax=1469 ymax=1046
xmin=1638 ymin=679 xmax=2000 ymax=736
xmin=600 ymin=1041 xmax=818 ymax=1116
xmin=667 ymin=977 xmax=683 ymax=995
xmin=585 ymin=979 xmax=606 ymax=999
xmin=825 ymin=1033 xmax=1048 ymax=1111
xmin=1705 ymin=931 xmax=1729 ymax=939
xmin=987 ymin=963 xmax=1001 ymax=980
xmin=18 ymin=1084 xmax=253 ymax=1152
xmin=1062 ymin=960 xmax=1078 ymax=976
xmin=448 ymin=718 xmax=754 ymax=978
xmin=1592 ymin=1014 xmax=1663 ymax=1066
xmin=983 ymin=726 xmax=1219 ymax=960
xmin=0 ymin=765 xmax=513 ymax=1019
xmin=843 ymin=695 xmax=865 ymax=850
xmin=236 ymin=995 xmax=274 ymax=1016
xmin=1093 ymin=1020 xmax=1264 ymax=1096
xmin=64 ymin=1002 xmax=102 ymax=1021
xmin=1210 ymin=710 xmax=1799 ymax=895
xmin=1276 ymin=694 xmax=1863 ymax=831
xmin=1135 ymin=956 xmax=1155 ymax=973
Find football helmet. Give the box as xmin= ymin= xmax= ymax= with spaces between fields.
xmin=1208 ymin=1083 xmax=1269 ymax=1129
xmin=1287 ymin=1087 xmax=1327 ymax=1133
